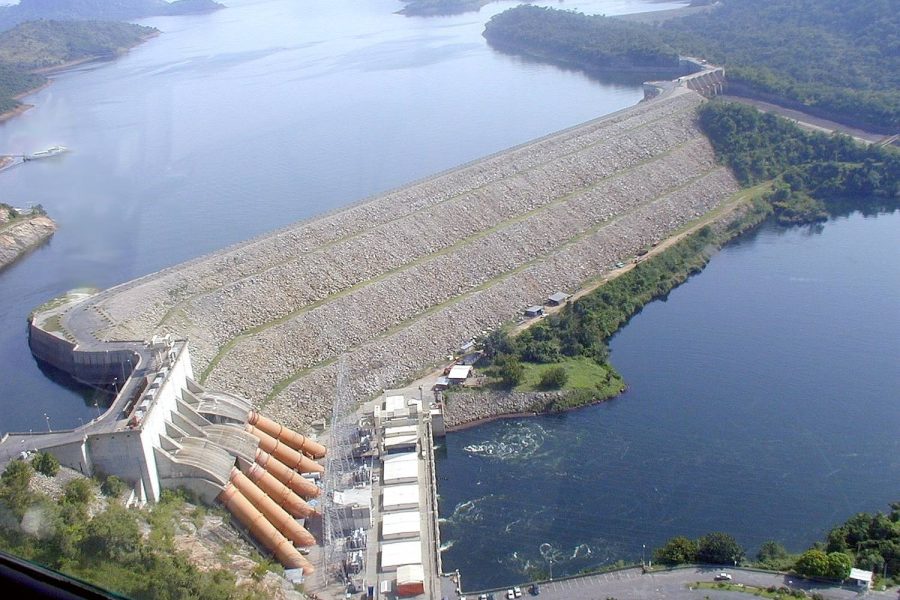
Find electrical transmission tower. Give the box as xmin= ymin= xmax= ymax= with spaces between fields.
xmin=321 ymin=357 xmax=362 ymax=586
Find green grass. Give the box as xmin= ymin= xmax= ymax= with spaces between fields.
xmin=516 ymin=357 xmax=611 ymax=391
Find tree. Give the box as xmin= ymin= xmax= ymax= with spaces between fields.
xmin=481 ymin=329 xmax=513 ymax=362
xmin=31 ymin=452 xmax=60 ymax=477
xmin=81 ymin=505 xmax=141 ymax=561
xmin=654 ymin=536 xmax=698 ymax=565
xmin=100 ymin=476 xmax=127 ymax=498
xmin=539 ymin=366 xmax=568 ymax=389
xmin=496 ymin=356 xmax=524 ymax=388
xmin=63 ymin=478 xmax=93 ymax=506
xmin=696 ymin=532 xmax=744 ymax=565
xmin=0 ymin=460 xmax=34 ymax=516
xmin=756 ymin=540 xmax=788 ymax=565
xmin=1 ymin=459 xmax=33 ymax=490
xmin=795 ymin=549 xmax=830 ymax=578
xmin=825 ymin=552 xmax=852 ymax=580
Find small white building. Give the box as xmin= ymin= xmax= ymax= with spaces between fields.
xmin=380 ymin=540 xmax=422 ymax=572
xmin=383 ymin=452 xmax=419 ymax=485
xmin=381 ymin=510 xmax=421 ymax=540
xmin=547 ymin=291 xmax=570 ymax=306
xmin=383 ymin=434 xmax=418 ymax=455
xmin=849 ymin=568 xmax=873 ymax=589
xmin=382 ymin=484 xmax=420 ymax=512
xmin=524 ymin=305 xmax=544 ymax=318
xmin=447 ymin=365 xmax=472 ymax=384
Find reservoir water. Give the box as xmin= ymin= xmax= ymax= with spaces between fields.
xmin=437 ymin=212 xmax=900 ymax=589
xmin=0 ymin=0 xmax=683 ymax=433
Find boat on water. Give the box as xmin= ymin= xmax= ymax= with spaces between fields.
xmin=24 ymin=146 xmax=67 ymax=161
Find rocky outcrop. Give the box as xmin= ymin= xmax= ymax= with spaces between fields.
xmin=443 ymin=390 xmax=566 ymax=429
xmin=0 ymin=212 xmax=56 ymax=270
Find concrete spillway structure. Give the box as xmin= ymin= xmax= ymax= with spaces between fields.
xmin=2 ymin=336 xmax=326 ymax=570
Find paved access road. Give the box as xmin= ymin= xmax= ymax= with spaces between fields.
xmin=456 ymin=567 xmax=889 ymax=600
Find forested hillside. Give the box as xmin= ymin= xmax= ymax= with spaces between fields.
xmin=699 ymin=102 xmax=899 ymax=223
xmin=0 ymin=20 xmax=156 ymax=115
xmin=665 ymin=0 xmax=899 ymax=132
xmin=0 ymin=62 xmax=43 ymax=113
xmin=0 ymin=0 xmax=223 ymax=31
xmin=484 ymin=0 xmax=899 ymax=131
xmin=484 ymin=5 xmax=681 ymax=71
xmin=0 ymin=20 xmax=157 ymax=70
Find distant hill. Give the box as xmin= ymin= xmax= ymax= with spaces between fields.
xmin=397 ymin=0 xmax=490 ymax=17
xmin=482 ymin=0 xmax=900 ymax=132
xmin=0 ymin=19 xmax=157 ymax=70
xmin=0 ymin=0 xmax=223 ymax=31
xmin=0 ymin=19 xmax=157 ymax=114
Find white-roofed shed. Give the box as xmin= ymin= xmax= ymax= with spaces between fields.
xmin=849 ymin=568 xmax=872 ymax=589
xmin=380 ymin=540 xmax=422 ymax=571
xmin=382 ymin=484 xmax=420 ymax=511
xmin=381 ymin=510 xmax=421 ymax=540
xmin=447 ymin=365 xmax=472 ymax=382
xmin=383 ymin=452 xmax=419 ymax=484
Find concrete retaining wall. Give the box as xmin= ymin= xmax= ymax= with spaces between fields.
xmin=28 ymin=321 xmax=137 ymax=386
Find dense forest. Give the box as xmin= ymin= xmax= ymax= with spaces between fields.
xmin=483 ymin=1 xmax=900 ymax=131
xmin=0 ymin=458 xmax=269 ymax=600
xmin=483 ymin=5 xmax=682 ymax=71
xmin=396 ymin=0 xmax=490 ymax=17
xmin=699 ymin=102 xmax=900 ymax=223
xmin=0 ymin=62 xmax=43 ymax=113
xmin=0 ymin=20 xmax=156 ymax=115
xmin=0 ymin=0 xmax=223 ymax=32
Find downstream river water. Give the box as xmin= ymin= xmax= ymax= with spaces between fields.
xmin=0 ymin=0 xmax=683 ymax=433
xmin=437 ymin=212 xmax=900 ymax=589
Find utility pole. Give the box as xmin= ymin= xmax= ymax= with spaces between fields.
xmin=43 ymin=413 xmax=52 ymax=432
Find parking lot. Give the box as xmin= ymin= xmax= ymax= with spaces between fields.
xmin=447 ymin=566 xmax=888 ymax=600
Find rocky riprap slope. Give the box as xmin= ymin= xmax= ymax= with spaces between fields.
xmin=64 ymin=89 xmax=739 ymax=431
xmin=0 ymin=208 xmax=56 ymax=270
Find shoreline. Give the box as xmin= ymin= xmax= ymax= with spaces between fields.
xmin=444 ymin=389 xmax=628 ymax=432
xmin=0 ymin=31 xmax=159 ymax=127
xmin=0 ymin=213 xmax=58 ymax=272
xmin=437 ymin=190 xmax=771 ymax=433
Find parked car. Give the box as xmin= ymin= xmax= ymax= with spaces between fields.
xmin=714 ymin=572 xmax=733 ymax=581
xmin=513 ymin=586 xmax=522 ymax=598
xmin=506 ymin=590 xmax=515 ymax=599
xmin=529 ymin=583 xmax=540 ymax=595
